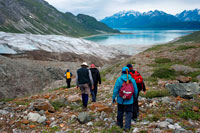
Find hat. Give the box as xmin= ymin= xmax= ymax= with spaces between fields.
xmin=90 ymin=64 xmax=95 ymax=68
xmin=81 ymin=62 xmax=88 ymax=67
xmin=126 ymin=64 xmax=133 ymax=70
xmin=122 ymin=67 xmax=129 ymax=72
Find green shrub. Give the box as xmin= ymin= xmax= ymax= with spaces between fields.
xmin=50 ymin=101 xmax=66 ymax=110
xmin=15 ymin=101 xmax=30 ymax=105
xmin=0 ymin=98 xmax=14 ymax=102
xmin=177 ymin=100 xmax=200 ymax=120
xmin=155 ymin=58 xmax=171 ymax=64
xmin=178 ymin=110 xmax=200 ymax=120
xmin=175 ymin=45 xmax=196 ymax=51
xmin=140 ymin=89 xmax=171 ymax=98
xmin=152 ymin=68 xmax=176 ymax=79
xmin=102 ymin=125 xmax=123 ymax=133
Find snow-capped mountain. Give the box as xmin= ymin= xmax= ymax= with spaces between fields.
xmin=101 ymin=9 xmax=200 ymax=29
xmin=0 ymin=32 xmax=122 ymax=60
xmin=176 ymin=9 xmax=200 ymax=22
xmin=101 ymin=10 xmax=180 ymax=28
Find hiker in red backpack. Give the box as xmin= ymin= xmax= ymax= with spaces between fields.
xmin=90 ymin=64 xmax=101 ymax=102
xmin=112 ymin=67 xmax=138 ymax=131
xmin=126 ymin=64 xmax=146 ymax=121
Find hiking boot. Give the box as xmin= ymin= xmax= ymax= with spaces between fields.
xmin=82 ymin=106 xmax=87 ymax=111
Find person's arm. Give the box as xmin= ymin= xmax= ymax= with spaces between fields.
xmin=98 ymin=70 xmax=101 ymax=84
xmin=131 ymin=78 xmax=138 ymax=98
xmin=112 ymin=78 xmax=121 ymax=102
xmin=142 ymin=82 xmax=146 ymax=91
xmin=70 ymin=72 xmax=73 ymax=77
xmin=64 ymin=72 xmax=66 ymax=77
xmin=76 ymin=72 xmax=79 ymax=86
xmin=88 ymin=70 xmax=94 ymax=86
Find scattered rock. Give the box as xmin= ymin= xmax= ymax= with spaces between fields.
xmin=30 ymin=99 xmax=55 ymax=112
xmin=37 ymin=116 xmax=46 ymax=123
xmin=46 ymin=120 xmax=51 ymax=125
xmin=22 ymin=119 xmax=29 ymax=124
xmin=71 ymin=115 xmax=77 ymax=120
xmin=29 ymin=125 xmax=36 ymax=129
xmin=166 ymin=83 xmax=200 ymax=99
xmin=77 ymin=112 xmax=91 ymax=124
xmin=133 ymin=128 xmax=139 ymax=133
xmin=158 ymin=121 xmax=170 ymax=128
xmin=192 ymin=106 xmax=199 ymax=112
xmin=174 ymin=123 xmax=182 ymax=129
xmin=97 ymin=106 xmax=112 ymax=113
xmin=87 ymin=122 xmax=93 ymax=126
xmin=158 ymin=80 xmax=168 ymax=88
xmin=168 ymin=124 xmax=175 ymax=129
xmin=165 ymin=118 xmax=173 ymax=124
xmin=161 ymin=97 xmax=171 ymax=104
xmin=176 ymin=76 xmax=192 ymax=83
xmin=39 ymin=110 xmax=45 ymax=115
xmin=27 ymin=112 xmax=41 ymax=122
xmin=67 ymin=94 xmax=81 ymax=102
xmin=0 ymin=109 xmax=9 ymax=115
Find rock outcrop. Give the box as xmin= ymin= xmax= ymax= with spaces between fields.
xmin=165 ymin=83 xmax=200 ymax=99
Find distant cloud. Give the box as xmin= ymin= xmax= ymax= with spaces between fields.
xmin=45 ymin=0 xmax=200 ymax=20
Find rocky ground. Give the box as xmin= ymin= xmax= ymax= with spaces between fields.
xmin=0 ymin=81 xmax=199 ymax=133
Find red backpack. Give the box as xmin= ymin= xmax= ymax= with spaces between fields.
xmin=119 ymin=69 xmax=134 ymax=100
xmin=130 ymin=71 xmax=143 ymax=84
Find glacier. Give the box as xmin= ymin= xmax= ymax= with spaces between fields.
xmin=0 ymin=32 xmax=122 ymax=60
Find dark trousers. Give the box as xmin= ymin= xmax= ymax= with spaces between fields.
xmin=66 ymin=78 xmax=71 ymax=88
xmin=90 ymin=84 xmax=98 ymax=102
xmin=82 ymin=94 xmax=88 ymax=107
xmin=117 ymin=104 xmax=133 ymax=130
xmin=132 ymin=83 xmax=143 ymax=119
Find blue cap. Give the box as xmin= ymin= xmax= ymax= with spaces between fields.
xmin=122 ymin=67 xmax=129 ymax=72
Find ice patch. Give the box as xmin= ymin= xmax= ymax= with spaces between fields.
xmin=0 ymin=44 xmax=17 ymax=54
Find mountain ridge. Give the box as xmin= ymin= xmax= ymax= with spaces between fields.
xmin=0 ymin=0 xmax=119 ymax=37
xmin=101 ymin=9 xmax=200 ymax=29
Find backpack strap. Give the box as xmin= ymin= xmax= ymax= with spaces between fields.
xmin=126 ymin=69 xmax=129 ymax=84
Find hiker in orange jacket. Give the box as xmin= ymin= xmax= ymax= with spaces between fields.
xmin=126 ymin=64 xmax=146 ymax=121
xmin=64 ymin=69 xmax=73 ymax=88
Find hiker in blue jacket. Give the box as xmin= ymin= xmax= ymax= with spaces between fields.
xmin=112 ymin=67 xmax=138 ymax=131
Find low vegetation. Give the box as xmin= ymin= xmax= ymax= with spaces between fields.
xmin=152 ymin=68 xmax=176 ymax=79
xmin=140 ymin=89 xmax=171 ymax=98
xmin=175 ymin=45 xmax=197 ymax=51
xmin=50 ymin=101 xmax=66 ymax=110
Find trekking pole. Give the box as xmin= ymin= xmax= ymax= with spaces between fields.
xmin=126 ymin=69 xmax=129 ymax=84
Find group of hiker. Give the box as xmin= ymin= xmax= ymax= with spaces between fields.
xmin=64 ymin=63 xmax=146 ymax=131
xmin=64 ymin=62 xmax=101 ymax=107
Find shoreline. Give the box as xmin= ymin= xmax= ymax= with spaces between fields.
xmin=81 ymin=32 xmax=134 ymax=39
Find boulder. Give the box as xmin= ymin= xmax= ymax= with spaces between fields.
xmin=0 ymin=109 xmax=9 ymax=115
xmin=27 ymin=112 xmax=41 ymax=122
xmin=77 ymin=112 xmax=91 ymax=124
xmin=30 ymin=99 xmax=55 ymax=113
xmin=176 ymin=76 xmax=192 ymax=83
xmin=37 ymin=116 xmax=46 ymax=123
xmin=165 ymin=83 xmax=200 ymax=99
xmin=158 ymin=121 xmax=170 ymax=128
xmin=67 ymin=94 xmax=81 ymax=102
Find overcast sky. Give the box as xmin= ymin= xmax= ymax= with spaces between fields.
xmin=45 ymin=0 xmax=200 ymax=20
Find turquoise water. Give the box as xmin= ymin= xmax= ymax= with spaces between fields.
xmin=85 ymin=29 xmax=196 ymax=46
